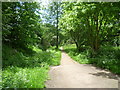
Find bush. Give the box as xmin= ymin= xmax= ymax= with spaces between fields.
xmin=2 ymin=45 xmax=27 ymax=68
xmin=2 ymin=45 xmax=61 ymax=88
xmin=2 ymin=66 xmax=49 ymax=88
xmin=90 ymin=46 xmax=120 ymax=74
xmin=64 ymin=44 xmax=120 ymax=74
xmin=47 ymin=49 xmax=61 ymax=66
xmin=64 ymin=44 xmax=89 ymax=64
xmin=2 ymin=45 xmax=61 ymax=68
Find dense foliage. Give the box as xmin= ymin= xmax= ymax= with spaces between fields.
xmin=2 ymin=2 xmax=60 ymax=51
xmin=59 ymin=2 xmax=120 ymax=53
xmin=60 ymin=2 xmax=120 ymax=75
xmin=2 ymin=2 xmax=61 ymax=88
xmin=2 ymin=1 xmax=120 ymax=88
xmin=64 ymin=44 xmax=120 ymax=74
xmin=43 ymin=2 xmax=63 ymax=48
xmin=2 ymin=45 xmax=61 ymax=88
xmin=2 ymin=2 xmax=40 ymax=49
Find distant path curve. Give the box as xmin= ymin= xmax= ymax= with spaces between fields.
xmin=45 ymin=50 xmax=118 ymax=88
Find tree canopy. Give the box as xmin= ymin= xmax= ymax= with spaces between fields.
xmin=59 ymin=2 xmax=120 ymax=52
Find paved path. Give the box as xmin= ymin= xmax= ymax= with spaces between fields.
xmin=45 ymin=51 xmax=118 ymax=88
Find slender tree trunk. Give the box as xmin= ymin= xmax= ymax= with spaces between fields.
xmin=95 ymin=14 xmax=99 ymax=52
xmin=56 ymin=2 xmax=59 ymax=49
xmin=86 ymin=16 xmax=93 ymax=49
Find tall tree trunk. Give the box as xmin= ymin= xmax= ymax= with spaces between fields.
xmin=56 ymin=2 xmax=59 ymax=49
xmin=94 ymin=14 xmax=99 ymax=52
xmin=86 ymin=16 xmax=93 ymax=50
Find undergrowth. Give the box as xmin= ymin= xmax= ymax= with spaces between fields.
xmin=63 ymin=44 xmax=89 ymax=64
xmin=63 ymin=44 xmax=120 ymax=74
xmin=2 ymin=44 xmax=61 ymax=88
xmin=3 ymin=66 xmax=49 ymax=88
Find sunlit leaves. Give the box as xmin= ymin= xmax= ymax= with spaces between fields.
xmin=2 ymin=2 xmax=41 ymax=48
xmin=59 ymin=2 xmax=120 ymax=51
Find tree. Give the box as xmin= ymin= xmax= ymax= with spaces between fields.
xmin=59 ymin=2 xmax=120 ymax=53
xmin=45 ymin=1 xmax=62 ymax=49
xmin=59 ymin=2 xmax=87 ymax=51
xmin=2 ymin=2 xmax=41 ymax=50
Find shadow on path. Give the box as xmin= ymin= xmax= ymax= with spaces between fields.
xmin=45 ymin=49 xmax=118 ymax=88
xmin=89 ymin=72 xmax=118 ymax=80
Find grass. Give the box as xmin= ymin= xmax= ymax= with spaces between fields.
xmin=63 ymin=44 xmax=89 ymax=64
xmin=2 ymin=44 xmax=61 ymax=88
xmin=3 ymin=66 xmax=49 ymax=88
xmin=63 ymin=44 xmax=120 ymax=75
xmin=47 ymin=47 xmax=61 ymax=66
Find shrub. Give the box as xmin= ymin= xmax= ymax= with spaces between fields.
xmin=2 ymin=66 xmax=49 ymax=88
xmin=64 ymin=44 xmax=120 ymax=74
xmin=2 ymin=45 xmax=61 ymax=88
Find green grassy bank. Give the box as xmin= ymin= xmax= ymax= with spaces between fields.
xmin=63 ymin=44 xmax=120 ymax=75
xmin=2 ymin=45 xmax=61 ymax=88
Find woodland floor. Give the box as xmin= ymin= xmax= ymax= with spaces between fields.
xmin=45 ymin=51 xmax=118 ymax=88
